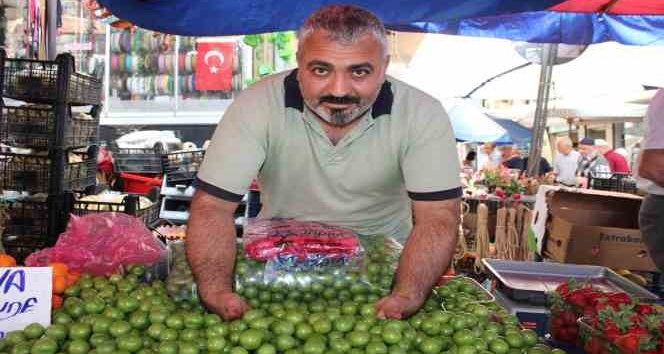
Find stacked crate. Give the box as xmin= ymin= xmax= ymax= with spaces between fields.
xmin=0 ymin=50 xmax=102 ymax=262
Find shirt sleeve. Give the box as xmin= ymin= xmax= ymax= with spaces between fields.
xmin=643 ymin=89 xmax=664 ymax=150
xmin=194 ymin=87 xmax=269 ymax=202
xmin=401 ymin=100 xmax=462 ymax=201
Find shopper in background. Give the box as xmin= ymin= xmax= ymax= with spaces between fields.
xmin=595 ymin=139 xmax=631 ymax=174
xmin=576 ymin=137 xmax=611 ymax=188
xmin=522 ymin=155 xmax=553 ymax=177
xmin=463 ymin=150 xmax=477 ymax=170
xmin=187 ymin=5 xmax=461 ymax=321
xmin=499 ymin=144 xmax=524 ymax=170
xmin=477 ymin=142 xmax=501 ymax=169
xmin=637 ymin=88 xmax=664 ymax=272
xmin=554 ymin=136 xmax=580 ymax=186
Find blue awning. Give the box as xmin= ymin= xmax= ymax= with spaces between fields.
xmin=492 ymin=117 xmax=532 ymax=147
xmin=96 ymin=0 xmax=564 ymax=37
xmin=96 ymin=0 xmax=664 ymax=45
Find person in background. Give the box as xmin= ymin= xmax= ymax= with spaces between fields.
xmin=463 ymin=150 xmax=476 ymax=170
xmin=499 ymin=144 xmax=524 ymax=170
xmin=576 ymin=137 xmax=611 ymax=188
xmin=522 ymin=155 xmax=553 ymax=177
xmin=595 ymin=139 xmax=631 ymax=174
xmin=477 ymin=142 xmax=501 ymax=169
xmin=554 ymin=136 xmax=580 ymax=186
xmin=637 ymin=88 xmax=664 ymax=272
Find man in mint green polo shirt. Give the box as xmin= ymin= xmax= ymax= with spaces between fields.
xmin=187 ymin=5 xmax=461 ymax=321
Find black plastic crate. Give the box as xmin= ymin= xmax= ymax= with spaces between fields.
xmin=0 ymin=150 xmax=96 ymax=193
xmin=1 ymin=194 xmax=65 ymax=245
xmin=162 ymin=149 xmax=205 ymax=186
xmin=3 ymin=198 xmax=50 ymax=238
xmin=2 ymin=236 xmax=48 ymax=265
xmin=113 ymin=146 xmax=164 ymax=174
xmin=0 ymin=105 xmax=99 ymax=150
xmin=68 ymin=193 xmax=161 ymax=227
xmin=0 ymin=51 xmax=102 ymax=106
xmin=589 ymin=173 xmax=637 ymax=194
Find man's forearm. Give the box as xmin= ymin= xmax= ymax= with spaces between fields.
xmin=186 ymin=191 xmax=238 ymax=294
xmin=392 ymin=199 xmax=460 ymax=301
xmin=639 ymin=149 xmax=664 ymax=188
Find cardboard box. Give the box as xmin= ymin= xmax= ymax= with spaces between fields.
xmin=539 ymin=187 xmax=657 ymax=272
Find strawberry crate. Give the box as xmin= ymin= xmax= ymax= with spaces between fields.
xmin=577 ymin=317 xmax=663 ymax=354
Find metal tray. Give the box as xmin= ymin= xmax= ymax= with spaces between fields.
xmin=482 ymin=259 xmax=660 ymax=305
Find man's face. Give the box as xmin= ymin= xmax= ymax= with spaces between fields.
xmin=557 ymin=142 xmax=571 ymax=155
xmin=481 ymin=144 xmax=494 ymax=155
xmin=297 ymin=30 xmax=389 ymax=126
xmin=578 ymin=144 xmax=593 ymax=157
xmin=500 ymin=147 xmax=512 ymax=160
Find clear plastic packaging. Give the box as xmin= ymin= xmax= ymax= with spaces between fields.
xmin=165 ymin=241 xmax=198 ymax=301
xmin=235 ymin=221 xmax=403 ymax=304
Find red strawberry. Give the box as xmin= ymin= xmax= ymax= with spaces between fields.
xmin=585 ymin=337 xmax=603 ymax=354
xmin=636 ymin=304 xmax=654 ymax=315
xmin=567 ymin=291 xmax=588 ymax=308
xmin=627 ymin=326 xmax=650 ymax=338
xmin=587 ymin=293 xmax=606 ymax=307
xmin=614 ymin=334 xmax=640 ymax=353
xmin=552 ymin=317 xmax=564 ymax=329
xmin=630 ymin=314 xmax=645 ymax=326
xmin=607 ymin=292 xmax=631 ymax=306
xmin=567 ymin=325 xmax=579 ymax=339
xmin=556 ymin=283 xmax=570 ymax=296
xmin=604 ymin=327 xmax=621 ymax=342
xmin=583 ymin=306 xmax=597 ymax=318
xmin=595 ymin=301 xmax=611 ymax=312
xmin=562 ymin=310 xmax=578 ymax=325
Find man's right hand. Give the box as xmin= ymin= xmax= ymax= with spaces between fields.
xmin=199 ymin=288 xmax=250 ymax=321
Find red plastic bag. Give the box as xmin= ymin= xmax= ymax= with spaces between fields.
xmin=26 ymin=212 xmax=163 ymax=276
xmin=243 ymin=219 xmax=361 ymax=261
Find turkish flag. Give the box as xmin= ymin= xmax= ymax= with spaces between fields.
xmin=195 ymin=42 xmax=234 ymax=91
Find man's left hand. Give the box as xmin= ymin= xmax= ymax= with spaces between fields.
xmin=375 ymin=293 xmax=425 ymax=319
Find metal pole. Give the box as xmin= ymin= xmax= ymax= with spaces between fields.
xmin=46 ymin=0 xmax=57 ymax=59
xmin=526 ymin=43 xmax=557 ymax=177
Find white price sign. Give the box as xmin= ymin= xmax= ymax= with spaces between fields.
xmin=0 ymin=267 xmax=53 ymax=339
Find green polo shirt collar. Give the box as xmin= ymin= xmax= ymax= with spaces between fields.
xmin=283 ymin=69 xmax=394 ymax=119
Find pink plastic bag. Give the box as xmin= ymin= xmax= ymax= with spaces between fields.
xmin=26 ymin=212 xmax=163 ymax=276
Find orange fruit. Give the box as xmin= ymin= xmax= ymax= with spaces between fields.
xmin=52 ymin=294 xmax=63 ymax=309
xmin=66 ymin=271 xmax=81 ymax=286
xmin=49 ymin=262 xmax=69 ymax=277
xmin=52 ymin=276 xmax=67 ymax=295
xmin=0 ymin=254 xmax=17 ymax=267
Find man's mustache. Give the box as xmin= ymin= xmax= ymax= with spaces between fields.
xmin=319 ymin=95 xmax=360 ymax=105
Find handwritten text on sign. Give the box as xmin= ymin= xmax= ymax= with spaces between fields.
xmin=0 ymin=267 xmax=52 ymax=339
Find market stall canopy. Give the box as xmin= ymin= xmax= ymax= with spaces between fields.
xmin=95 ymin=0 xmax=565 ymax=37
xmin=398 ymin=35 xmax=664 ymax=100
xmin=444 ymin=99 xmax=512 ymax=143
xmin=492 ymin=117 xmax=532 ymax=146
xmin=96 ymin=0 xmax=664 ymax=45
xmin=490 ymin=99 xmax=648 ymax=126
